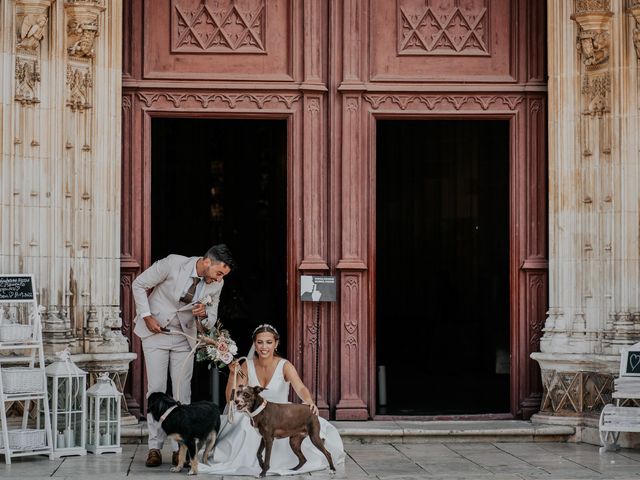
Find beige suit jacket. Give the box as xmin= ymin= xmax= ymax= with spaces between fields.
xmin=132 ymin=254 xmax=224 ymax=348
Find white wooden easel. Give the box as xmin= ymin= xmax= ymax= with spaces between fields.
xmin=0 ymin=274 xmax=54 ymax=464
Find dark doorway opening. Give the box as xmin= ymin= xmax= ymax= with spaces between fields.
xmin=151 ymin=118 xmax=287 ymax=407
xmin=376 ymin=120 xmax=510 ymax=415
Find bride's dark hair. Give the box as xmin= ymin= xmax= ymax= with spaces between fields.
xmin=252 ymin=324 xmax=280 ymax=342
xmin=250 ymin=324 xmax=281 ymax=357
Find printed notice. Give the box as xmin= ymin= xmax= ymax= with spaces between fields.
xmin=300 ymin=276 xmax=337 ymax=302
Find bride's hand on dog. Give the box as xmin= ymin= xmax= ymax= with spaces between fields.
xmin=304 ymin=402 xmax=319 ymax=416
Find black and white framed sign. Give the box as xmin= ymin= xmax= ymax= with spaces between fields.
xmin=0 ymin=274 xmax=35 ymax=303
xmin=300 ymin=275 xmax=337 ymax=302
xmin=620 ymin=342 xmax=640 ymax=377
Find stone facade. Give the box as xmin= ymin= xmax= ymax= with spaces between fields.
xmin=0 ymin=0 xmax=135 ymax=419
xmin=531 ymin=0 xmax=640 ymax=429
xmin=2 ymin=0 xmax=640 ymax=426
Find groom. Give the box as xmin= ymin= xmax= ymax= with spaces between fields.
xmin=132 ymin=244 xmax=235 ymax=467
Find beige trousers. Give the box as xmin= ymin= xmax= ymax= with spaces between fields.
xmin=142 ymin=329 xmax=193 ymax=451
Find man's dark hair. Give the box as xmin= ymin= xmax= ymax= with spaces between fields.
xmin=204 ymin=244 xmax=236 ymax=270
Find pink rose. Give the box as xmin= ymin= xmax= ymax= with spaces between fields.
xmin=217 ymin=342 xmax=229 ymax=353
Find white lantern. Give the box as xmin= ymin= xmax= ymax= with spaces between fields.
xmin=86 ymin=372 xmax=121 ymax=454
xmin=44 ymin=349 xmax=87 ymax=458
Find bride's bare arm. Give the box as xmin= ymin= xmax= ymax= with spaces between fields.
xmin=283 ymin=361 xmax=319 ymax=415
xmin=225 ymin=360 xmax=248 ymax=402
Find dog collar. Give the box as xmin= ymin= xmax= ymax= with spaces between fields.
xmin=246 ymin=399 xmax=267 ymax=427
xmin=160 ymin=405 xmax=178 ymax=423
xmin=248 ymin=399 xmax=268 ymax=418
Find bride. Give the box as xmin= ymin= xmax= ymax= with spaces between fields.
xmin=199 ymin=324 xmax=345 ymax=476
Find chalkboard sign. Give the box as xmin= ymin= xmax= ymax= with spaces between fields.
xmin=619 ymin=342 xmax=640 ymax=377
xmin=626 ymin=351 xmax=640 ymax=375
xmin=0 ymin=275 xmax=35 ymax=302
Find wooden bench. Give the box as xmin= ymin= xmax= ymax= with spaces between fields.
xmin=598 ymin=341 xmax=640 ymax=453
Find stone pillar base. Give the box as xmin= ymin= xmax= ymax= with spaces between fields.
xmin=531 ymin=352 xmax=617 ymax=416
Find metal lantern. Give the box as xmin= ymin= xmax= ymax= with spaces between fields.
xmin=86 ymin=372 xmax=121 ymax=454
xmin=44 ymin=349 xmax=87 ymax=458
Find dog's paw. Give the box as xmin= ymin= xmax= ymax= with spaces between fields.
xmin=187 ymin=470 xmax=197 ymax=476
xmin=170 ymin=466 xmax=182 ymax=473
xmin=330 ymin=469 xmax=337 ymax=475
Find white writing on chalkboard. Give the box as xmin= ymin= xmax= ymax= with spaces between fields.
xmin=0 ymin=276 xmax=34 ymax=301
xmin=627 ymin=352 xmax=640 ymax=374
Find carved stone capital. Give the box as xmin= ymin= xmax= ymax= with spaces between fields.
xmin=571 ymin=8 xmax=612 ymax=68
xmin=574 ymin=0 xmax=610 ymax=15
xmin=64 ymin=0 xmax=105 ymax=59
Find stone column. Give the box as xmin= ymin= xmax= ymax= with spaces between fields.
xmin=533 ymin=0 xmax=640 ymax=426
xmin=1 ymin=0 xmax=136 ymax=421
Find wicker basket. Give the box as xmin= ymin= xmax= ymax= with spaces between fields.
xmin=0 ymin=429 xmax=46 ymax=450
xmin=1 ymin=367 xmax=43 ymax=394
xmin=0 ymin=324 xmax=32 ymax=342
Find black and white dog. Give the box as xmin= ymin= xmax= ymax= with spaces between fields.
xmin=147 ymin=392 xmax=221 ymax=475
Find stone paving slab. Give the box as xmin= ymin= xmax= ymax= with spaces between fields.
xmin=3 ymin=442 xmax=640 ymax=479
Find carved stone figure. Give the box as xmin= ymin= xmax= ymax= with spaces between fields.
xmin=67 ymin=20 xmax=99 ymax=57
xmin=66 ymin=66 xmax=92 ymax=110
xmin=575 ymin=0 xmax=610 ymax=14
xmin=577 ymin=30 xmax=609 ymax=67
xmin=17 ymin=14 xmax=48 ymax=51
xmin=15 ymin=58 xmax=40 ymax=105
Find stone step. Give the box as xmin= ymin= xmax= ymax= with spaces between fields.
xmin=121 ymin=420 xmax=575 ymax=445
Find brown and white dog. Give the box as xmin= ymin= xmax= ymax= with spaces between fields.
xmin=234 ymin=385 xmax=336 ymax=477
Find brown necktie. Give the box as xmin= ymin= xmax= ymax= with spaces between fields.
xmin=180 ymin=277 xmax=200 ymax=304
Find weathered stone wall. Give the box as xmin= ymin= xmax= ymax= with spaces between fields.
xmin=0 ymin=1 xmax=134 ymax=415
xmin=533 ymin=0 xmax=640 ymax=421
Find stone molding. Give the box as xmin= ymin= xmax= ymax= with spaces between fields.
xmin=136 ymin=92 xmax=301 ymax=110
xmin=629 ymin=3 xmax=640 ymax=59
xmin=363 ymin=94 xmax=524 ymax=111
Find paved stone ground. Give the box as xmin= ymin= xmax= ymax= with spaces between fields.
xmin=3 ymin=442 xmax=640 ymax=479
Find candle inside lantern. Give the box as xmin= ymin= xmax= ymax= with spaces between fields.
xmin=64 ymin=427 xmax=74 ymax=448
xmin=57 ymin=431 xmax=65 ymax=449
xmin=101 ymin=432 xmax=110 ymax=445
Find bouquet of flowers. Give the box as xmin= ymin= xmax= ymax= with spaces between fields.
xmin=196 ymin=325 xmax=238 ymax=370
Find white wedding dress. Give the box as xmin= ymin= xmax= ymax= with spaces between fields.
xmin=199 ymin=358 xmax=345 ymax=476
